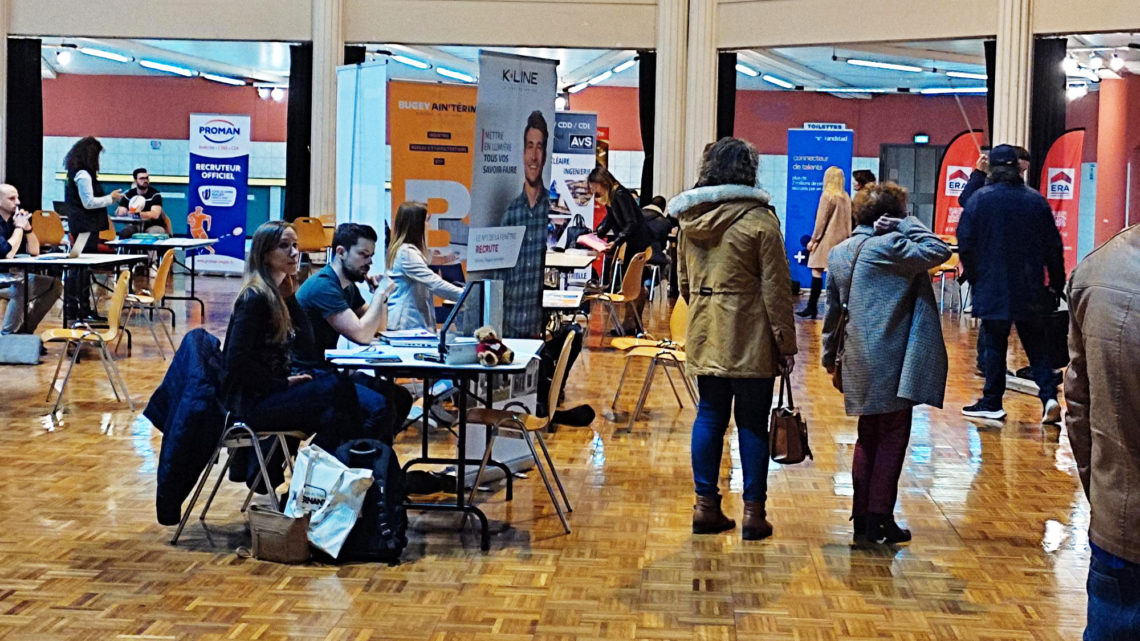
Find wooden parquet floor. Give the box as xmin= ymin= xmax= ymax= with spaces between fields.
xmin=0 ymin=272 xmax=1090 ymax=640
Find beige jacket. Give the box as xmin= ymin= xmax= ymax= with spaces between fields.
xmin=808 ymin=191 xmax=852 ymax=270
xmin=669 ymin=185 xmax=798 ymax=379
xmin=1065 ymin=225 xmax=1140 ymax=563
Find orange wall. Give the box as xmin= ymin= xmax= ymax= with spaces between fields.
xmin=567 ymin=86 xmax=642 ymax=151
xmin=42 ymin=74 xmax=288 ymax=141
xmin=1093 ymin=75 xmax=1140 ymax=243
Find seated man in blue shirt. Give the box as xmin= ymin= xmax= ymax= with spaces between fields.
xmin=294 ymin=223 xmax=412 ymax=443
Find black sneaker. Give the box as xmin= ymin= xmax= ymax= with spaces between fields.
xmin=962 ymin=402 xmax=1006 ymax=420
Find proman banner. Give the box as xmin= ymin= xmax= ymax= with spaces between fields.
xmin=551 ymin=111 xmax=597 ymax=247
xmin=933 ymin=129 xmax=985 ymax=237
xmin=785 ymin=127 xmax=853 ymax=286
xmin=188 ymin=113 xmax=250 ymax=273
xmin=389 ymin=80 xmax=478 ymax=265
xmin=1038 ymin=129 xmax=1085 ymax=274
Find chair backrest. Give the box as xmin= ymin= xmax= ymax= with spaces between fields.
xmin=105 ymin=270 xmax=132 ymax=338
xmin=930 ymin=251 xmax=961 ymax=275
xmin=544 ymin=331 xmax=577 ymax=427
xmin=669 ymin=295 xmax=689 ymax=342
xmin=619 ymin=250 xmax=650 ymax=300
xmin=100 ymin=215 xmax=117 ymax=242
xmin=31 ymin=210 xmax=65 ymax=246
xmin=293 ymin=217 xmax=328 ymax=252
xmin=152 ymin=249 xmax=176 ymax=302
xmin=426 ymin=229 xmax=451 ymax=248
xmin=159 ymin=212 xmax=173 ymax=235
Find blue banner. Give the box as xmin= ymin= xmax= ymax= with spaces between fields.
xmin=785 ymin=128 xmax=853 ymax=285
xmin=188 ymin=113 xmax=251 ymax=273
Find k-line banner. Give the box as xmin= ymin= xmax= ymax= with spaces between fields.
xmin=188 ymin=113 xmax=250 ymax=273
xmin=934 ymin=129 xmax=986 ymax=237
xmin=550 ymin=111 xmax=597 ymax=247
xmin=468 ymin=51 xmax=557 ymax=235
xmin=1039 ymin=129 xmax=1085 ymax=274
xmin=389 ymin=80 xmax=478 ymax=264
xmin=785 ymin=128 xmax=853 ymax=286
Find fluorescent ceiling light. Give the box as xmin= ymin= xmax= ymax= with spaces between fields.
xmin=920 ymin=86 xmax=987 ymax=95
xmin=202 ymin=73 xmax=246 ymax=86
xmin=587 ymin=70 xmax=612 ymax=86
xmin=613 ymin=59 xmax=636 ymax=74
xmin=435 ymin=67 xmax=474 ymax=83
xmin=815 ymin=87 xmax=888 ymax=94
xmin=846 ymin=58 xmax=923 ymax=73
xmin=761 ymin=74 xmax=794 ymax=89
xmin=567 ymin=82 xmax=589 ymax=94
xmin=78 ymin=47 xmax=130 ymax=63
xmin=735 ymin=63 xmax=759 ymax=77
xmin=946 ymin=71 xmax=987 ymax=80
xmin=139 ymin=59 xmax=195 ymax=77
xmin=391 ymin=54 xmax=429 ymax=70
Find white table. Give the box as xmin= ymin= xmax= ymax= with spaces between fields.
xmin=545 ymin=251 xmax=596 ymax=288
xmin=329 ymin=338 xmax=543 ymax=551
xmin=107 ymin=238 xmax=219 ymax=320
xmin=542 ymin=290 xmax=584 ymax=309
xmin=0 ymin=254 xmax=148 ymax=328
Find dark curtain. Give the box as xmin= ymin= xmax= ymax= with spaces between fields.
xmin=1029 ymin=37 xmax=1067 ymax=189
xmin=637 ymin=50 xmax=656 ymax=205
xmin=283 ymin=43 xmax=313 ymax=221
xmin=716 ymin=52 xmax=737 ymax=141
xmin=984 ymin=40 xmax=996 ymax=146
xmin=6 ymin=38 xmax=43 ymax=209
xmin=344 ymin=45 xmax=366 ymax=66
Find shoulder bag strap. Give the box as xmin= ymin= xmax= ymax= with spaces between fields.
xmin=833 ymin=237 xmax=871 ymax=355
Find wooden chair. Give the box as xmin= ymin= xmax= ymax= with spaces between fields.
xmin=585 ymin=249 xmax=650 ymax=336
xmin=293 ymin=217 xmax=330 ymax=266
xmin=930 ymin=247 xmax=962 ymax=315
xmin=610 ymin=297 xmax=697 ymax=432
xmin=610 ymin=295 xmax=688 ymax=351
xmin=30 ymin=210 xmax=66 ymax=249
xmin=41 ymin=270 xmax=135 ymax=415
xmin=120 ymin=249 xmax=177 ymax=358
xmin=465 ymin=333 xmax=576 ymax=534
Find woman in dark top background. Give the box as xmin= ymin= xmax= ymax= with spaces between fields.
xmin=589 ymin=165 xmax=656 ymax=332
xmin=221 ymin=221 xmax=365 ymax=485
xmin=62 ymin=136 xmax=122 ymax=320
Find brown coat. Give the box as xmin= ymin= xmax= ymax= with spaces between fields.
xmin=669 ymin=185 xmax=798 ymax=379
xmin=1065 ymin=225 xmax=1140 ymax=563
xmin=808 ymin=191 xmax=852 ymax=270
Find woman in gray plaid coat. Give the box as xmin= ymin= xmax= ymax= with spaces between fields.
xmin=821 ymin=182 xmax=950 ymax=546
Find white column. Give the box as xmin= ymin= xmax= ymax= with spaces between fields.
xmin=653 ymin=0 xmax=687 ymax=199
xmin=682 ymin=0 xmax=717 ymax=188
xmin=992 ymin=0 xmax=1033 ymax=148
xmin=0 ymin=0 xmax=9 ymax=177
xmin=309 ymin=0 xmax=344 ymax=223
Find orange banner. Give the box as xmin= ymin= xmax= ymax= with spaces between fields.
xmin=388 ymin=81 xmax=478 ymax=263
xmin=1038 ymin=129 xmax=1085 ymax=274
xmin=933 ymin=129 xmax=986 ymax=237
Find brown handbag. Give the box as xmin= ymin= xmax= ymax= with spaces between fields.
xmin=769 ymin=376 xmax=813 ymax=465
xmin=247 ymin=504 xmax=311 ymax=564
xmin=830 ymin=238 xmax=870 ymax=393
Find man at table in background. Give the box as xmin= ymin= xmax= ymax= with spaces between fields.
xmin=115 ymin=168 xmax=167 ymax=239
xmin=0 ymin=184 xmax=63 ymax=334
xmin=294 ymin=222 xmax=412 ymax=444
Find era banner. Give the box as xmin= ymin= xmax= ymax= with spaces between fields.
xmin=468 ymin=51 xmax=557 ymax=236
xmin=933 ymin=129 xmax=985 ymax=237
xmin=1039 ymin=129 xmax=1085 ymax=274
xmin=550 ymin=111 xmax=597 ymax=247
xmin=188 ymin=113 xmax=250 ymax=273
xmin=785 ymin=128 xmax=853 ymax=286
xmin=389 ymin=80 xmax=478 ymax=263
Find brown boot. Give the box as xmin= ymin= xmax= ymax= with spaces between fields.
xmin=692 ymin=495 xmax=735 ymax=534
xmin=742 ymin=500 xmax=773 ymax=540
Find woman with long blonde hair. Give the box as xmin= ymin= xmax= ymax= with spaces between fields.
xmin=386 ymin=201 xmax=463 ymax=332
xmin=799 ymin=166 xmax=852 ymax=319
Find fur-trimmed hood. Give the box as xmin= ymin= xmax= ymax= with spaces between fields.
xmin=667 ymin=185 xmax=772 ymax=241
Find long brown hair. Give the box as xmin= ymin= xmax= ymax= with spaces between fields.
xmin=64 ymin=136 xmax=104 ymax=174
xmin=239 ymin=220 xmax=295 ymax=343
xmin=387 ymin=201 xmax=428 ymax=269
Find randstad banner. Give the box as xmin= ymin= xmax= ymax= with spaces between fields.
xmin=1038 ymin=129 xmax=1085 ymax=274
xmin=551 ymin=111 xmax=597 ymax=247
xmin=188 ymin=113 xmax=250 ymax=273
xmin=785 ymin=127 xmax=852 ymax=286
xmin=389 ymin=80 xmax=478 ymax=264
xmin=933 ymin=129 xmax=985 ymax=237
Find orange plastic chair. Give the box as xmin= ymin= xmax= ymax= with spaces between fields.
xmin=120 ymin=249 xmax=177 ymax=358
xmin=31 ymin=210 xmax=66 ymax=248
xmin=586 ymin=249 xmax=650 ymax=336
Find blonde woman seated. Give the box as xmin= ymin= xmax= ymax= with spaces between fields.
xmin=386 ymin=202 xmax=463 ymax=333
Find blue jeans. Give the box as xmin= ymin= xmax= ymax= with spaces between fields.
xmin=691 ymin=376 xmax=774 ymax=503
xmin=1086 ymin=551 xmax=1140 ymax=640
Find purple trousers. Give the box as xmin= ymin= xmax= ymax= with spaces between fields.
xmin=852 ymin=407 xmax=913 ymax=516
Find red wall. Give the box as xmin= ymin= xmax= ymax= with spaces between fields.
xmin=567 ymin=86 xmax=642 ymax=151
xmin=42 ymin=74 xmax=288 ymax=141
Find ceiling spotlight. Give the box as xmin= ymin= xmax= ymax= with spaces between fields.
xmin=1062 ymin=55 xmax=1080 ymax=76
xmin=735 ymin=63 xmax=759 ymax=77
xmin=1110 ymin=54 xmax=1126 ymax=72
xmin=1088 ymin=54 xmax=1104 ymax=70
xmin=257 ymin=87 xmax=271 ymax=100
xmin=1066 ymin=83 xmax=1088 ymax=101
xmin=845 ymin=58 xmax=923 ymax=73
xmin=555 ymin=96 xmax=568 ymax=110
xmin=270 ymin=87 xmax=285 ymax=102
xmin=55 ymin=49 xmax=74 ymax=66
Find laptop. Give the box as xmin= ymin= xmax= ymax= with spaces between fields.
xmin=37 ymin=232 xmax=89 ymax=260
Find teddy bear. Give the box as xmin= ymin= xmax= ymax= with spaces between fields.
xmin=474 ymin=325 xmax=514 ymax=367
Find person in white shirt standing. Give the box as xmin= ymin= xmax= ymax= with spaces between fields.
xmin=61 ymin=136 xmax=121 ymax=321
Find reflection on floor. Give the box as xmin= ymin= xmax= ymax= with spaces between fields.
xmin=0 ymin=270 xmax=1089 ymax=640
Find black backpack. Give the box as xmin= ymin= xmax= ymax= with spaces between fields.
xmin=332 ymin=439 xmax=408 ymax=563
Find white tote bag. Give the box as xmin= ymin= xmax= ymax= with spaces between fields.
xmin=284 ymin=444 xmax=373 ymax=558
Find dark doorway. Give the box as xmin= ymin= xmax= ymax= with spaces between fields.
xmin=879 ymin=144 xmax=945 ymax=228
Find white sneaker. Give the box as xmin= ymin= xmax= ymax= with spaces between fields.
xmin=1042 ymin=399 xmax=1062 ymax=424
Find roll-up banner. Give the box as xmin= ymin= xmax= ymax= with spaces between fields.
xmin=551 ymin=111 xmax=597 ymax=248
xmin=1038 ymin=129 xmax=1085 ymax=274
xmin=933 ymin=129 xmax=986 ymax=237
xmin=389 ymin=80 xmax=478 ymax=265
xmin=334 ymin=62 xmax=388 ymax=248
xmin=188 ymin=113 xmax=250 ymax=273
xmin=785 ymin=127 xmax=853 ymax=286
